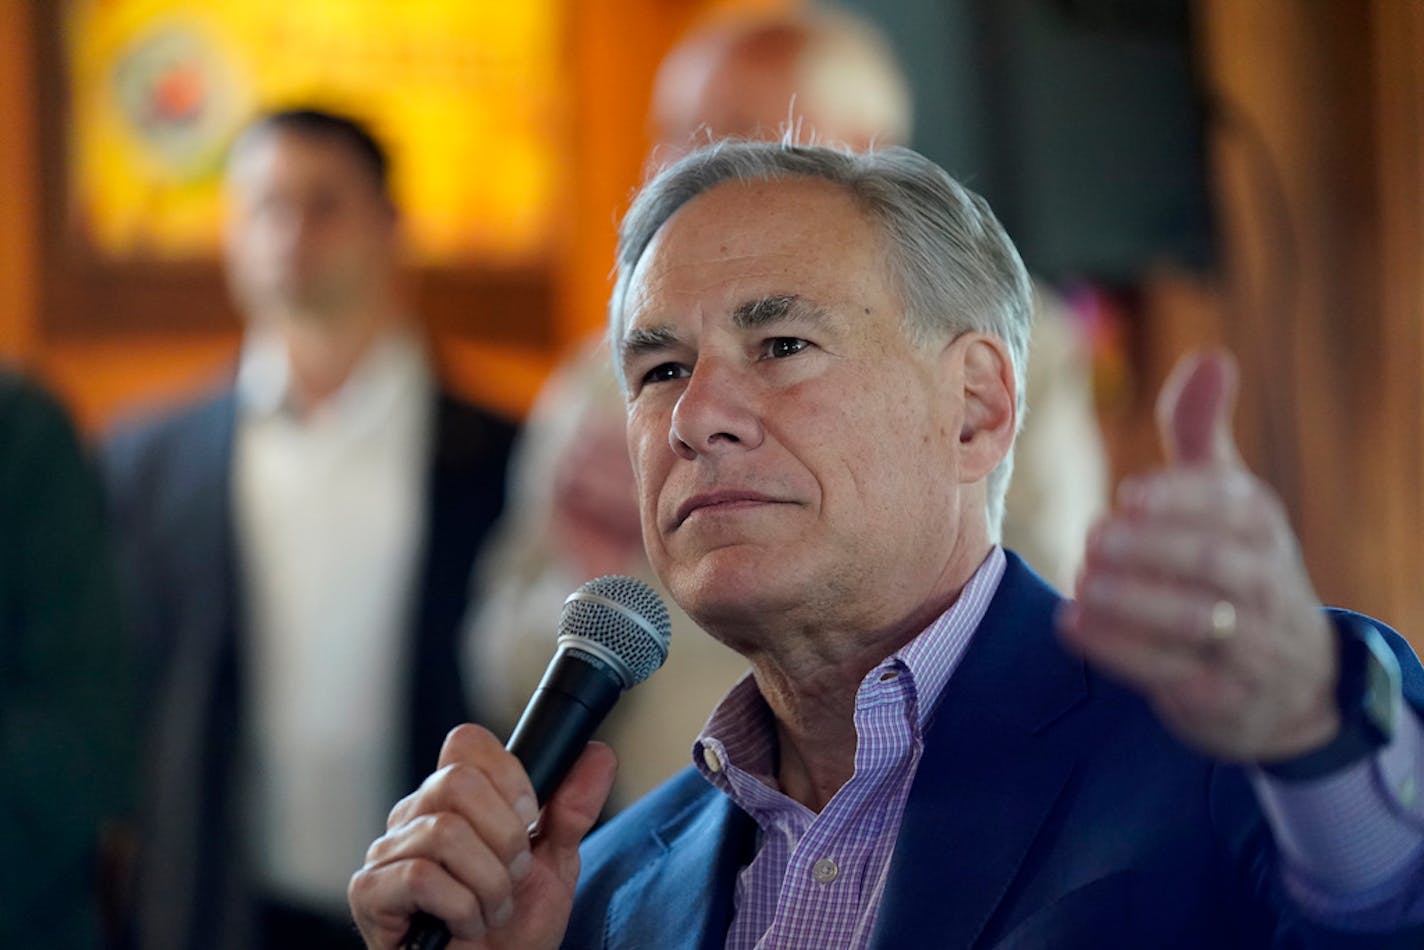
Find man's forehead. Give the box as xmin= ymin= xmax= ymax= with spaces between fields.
xmin=227 ymin=130 xmax=374 ymax=190
xmin=628 ymin=177 xmax=872 ymax=287
xmin=618 ymin=176 xmax=892 ymax=350
xmin=673 ymin=173 xmax=857 ymax=221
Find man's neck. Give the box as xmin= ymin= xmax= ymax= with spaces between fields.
xmin=269 ymin=305 xmax=402 ymax=411
xmin=731 ymin=535 xmax=995 ymax=813
xmin=755 ymin=656 xmax=863 ymax=812
xmin=742 ymin=605 xmax=944 ymax=812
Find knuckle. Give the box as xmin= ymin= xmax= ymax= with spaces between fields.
xmin=386 ymin=790 xmax=418 ymax=829
xmin=494 ymin=822 xmax=531 ymax=865
xmin=432 ymin=761 xmax=491 ymax=807
xmin=346 ymin=866 xmax=373 ymax=903
xmin=447 ymin=892 xmax=488 ymax=940
xmin=1250 ymin=490 xmax=1286 ymax=538
xmin=363 ymin=831 xmax=394 ymax=865
xmin=425 ymin=811 xmax=467 ymax=850
xmin=482 ymin=872 xmax=516 ymax=918
xmin=400 ymin=856 xmax=442 ymax=895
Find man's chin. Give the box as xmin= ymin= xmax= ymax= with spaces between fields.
xmin=263 ymin=291 xmax=346 ymax=324
xmin=666 ymin=551 xmax=800 ymax=627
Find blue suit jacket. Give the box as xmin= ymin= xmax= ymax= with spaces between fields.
xmin=566 ymin=553 xmax=1424 ymax=949
xmin=102 ymin=387 xmax=516 ymax=950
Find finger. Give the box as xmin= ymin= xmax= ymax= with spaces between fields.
xmin=1070 ymin=572 xmax=1240 ymax=658
xmin=363 ymin=810 xmax=529 ymax=928
xmin=1085 ymin=520 xmax=1265 ymax=600
xmin=531 ymin=742 xmax=618 ymax=886
xmin=407 ymin=763 xmax=537 ymax=877
xmin=349 ymin=854 xmax=493 ymax=944
xmin=1114 ymin=469 xmax=1275 ymax=545
xmin=389 ymin=724 xmax=521 ymax=829
xmin=396 ymin=724 xmax=539 ymax=833
xmin=1057 ymin=599 xmax=1204 ymax=691
xmin=438 ymin=725 xmax=540 ymax=826
xmin=1156 ymin=348 xmax=1242 ymax=469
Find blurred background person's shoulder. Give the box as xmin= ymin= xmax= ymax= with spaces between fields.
xmin=0 ymin=367 xmax=137 ymax=950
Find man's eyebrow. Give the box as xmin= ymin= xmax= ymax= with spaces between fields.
xmin=621 ymin=295 xmax=830 ymax=365
xmin=731 ymin=294 xmax=828 ymax=329
xmin=621 ymin=325 xmax=681 ymax=365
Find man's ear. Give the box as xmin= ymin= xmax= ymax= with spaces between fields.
xmin=945 ymin=333 xmax=1016 ymax=483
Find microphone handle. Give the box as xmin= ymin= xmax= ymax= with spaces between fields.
xmin=399 ymin=913 xmax=451 ymax=950
xmin=398 ymin=650 xmax=623 ymax=950
xmin=507 ymin=649 xmax=624 ymax=801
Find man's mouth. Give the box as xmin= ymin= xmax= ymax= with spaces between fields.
xmin=673 ymin=490 xmax=783 ymax=528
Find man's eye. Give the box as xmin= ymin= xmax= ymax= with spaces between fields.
xmin=641 ymin=362 xmax=688 ymax=385
xmin=764 ymin=337 xmax=810 ymax=359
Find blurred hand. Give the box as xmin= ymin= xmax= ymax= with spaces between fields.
xmin=1057 ymin=350 xmax=1340 ymax=762
xmin=348 ymin=725 xmax=616 ymax=949
xmin=551 ymin=419 xmax=645 ymax=579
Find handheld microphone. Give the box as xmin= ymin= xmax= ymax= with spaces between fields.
xmin=401 ymin=575 xmax=671 ymax=950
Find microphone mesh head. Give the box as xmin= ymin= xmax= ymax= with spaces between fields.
xmin=560 ymin=575 xmax=671 ymax=686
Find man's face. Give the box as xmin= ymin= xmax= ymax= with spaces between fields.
xmin=223 ymin=130 xmax=395 ymax=325
xmin=620 ymin=178 xmax=983 ymax=643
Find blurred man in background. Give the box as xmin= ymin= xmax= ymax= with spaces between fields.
xmin=648 ymin=4 xmax=912 ymax=158
xmin=102 ymin=109 xmax=515 ymax=950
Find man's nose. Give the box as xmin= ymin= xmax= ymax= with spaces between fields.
xmin=668 ymin=358 xmax=764 ymax=460
xmin=263 ymin=204 xmax=318 ymax=252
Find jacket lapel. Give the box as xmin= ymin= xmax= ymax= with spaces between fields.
xmin=870 ymin=553 xmax=1088 ymax=949
xmin=605 ymin=791 xmax=756 ymax=950
xmin=137 ymin=392 xmax=248 ymax=948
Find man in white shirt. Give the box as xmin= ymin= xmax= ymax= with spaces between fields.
xmin=103 ymin=109 xmax=516 ymax=950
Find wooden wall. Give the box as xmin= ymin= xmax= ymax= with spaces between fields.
xmin=1198 ymin=0 xmax=1423 ymax=637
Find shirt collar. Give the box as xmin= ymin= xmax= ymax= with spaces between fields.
xmin=693 ymin=546 xmax=1008 ymax=790
xmin=235 ymin=330 xmax=293 ymax=417
xmin=235 ymin=327 xmax=432 ymax=429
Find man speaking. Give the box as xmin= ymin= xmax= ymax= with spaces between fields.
xmin=350 ymin=141 xmax=1424 ymax=947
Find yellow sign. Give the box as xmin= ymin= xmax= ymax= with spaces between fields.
xmin=66 ymin=0 xmax=566 ymax=264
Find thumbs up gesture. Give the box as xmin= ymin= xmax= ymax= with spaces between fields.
xmin=1057 ymin=350 xmax=1341 ymax=762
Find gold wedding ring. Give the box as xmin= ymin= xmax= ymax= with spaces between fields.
xmin=1208 ymin=600 xmax=1237 ymax=643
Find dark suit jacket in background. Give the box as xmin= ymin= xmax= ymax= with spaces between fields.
xmin=567 ymin=552 xmax=1424 ymax=949
xmin=102 ymin=387 xmax=516 ymax=950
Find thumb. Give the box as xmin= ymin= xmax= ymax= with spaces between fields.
xmin=1156 ymin=348 xmax=1242 ymax=469
xmin=533 ymin=742 xmax=617 ymax=864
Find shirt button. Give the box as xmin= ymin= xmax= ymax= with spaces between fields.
xmin=879 ymin=670 xmax=900 ymax=682
xmin=811 ymin=858 xmax=839 ymax=883
xmin=701 ymin=744 xmax=724 ymax=773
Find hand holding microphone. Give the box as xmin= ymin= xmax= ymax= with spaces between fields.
xmin=349 ymin=576 xmax=670 ymax=950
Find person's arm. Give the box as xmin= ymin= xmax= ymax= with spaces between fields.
xmin=1250 ymin=694 xmax=1424 ymax=924
xmin=1058 ymin=350 xmax=1424 ymax=932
